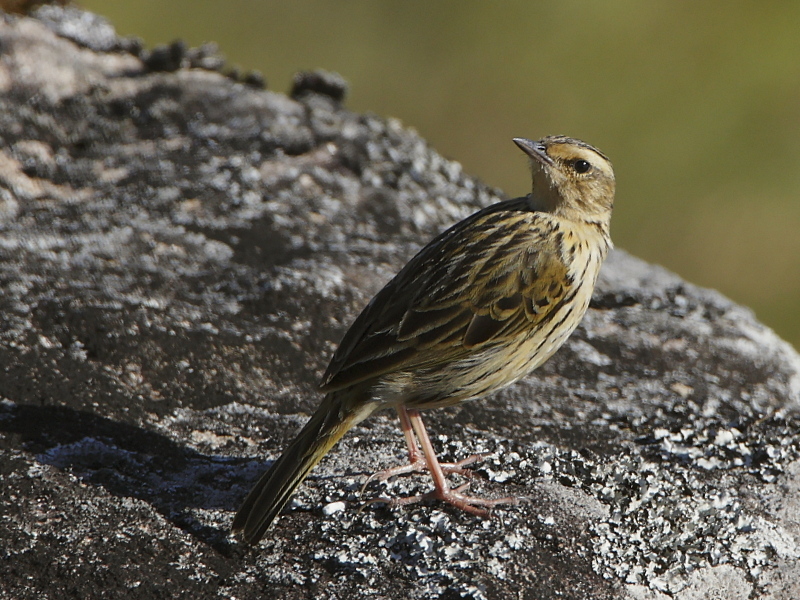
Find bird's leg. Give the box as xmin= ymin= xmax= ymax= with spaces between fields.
xmin=361 ymin=406 xmax=486 ymax=494
xmin=363 ymin=408 xmax=518 ymax=516
xmin=397 ymin=403 xmax=425 ymax=467
xmin=402 ymin=409 xmax=518 ymax=515
xmin=360 ymin=406 xmax=423 ymax=493
xmin=402 ymin=406 xmax=491 ymax=475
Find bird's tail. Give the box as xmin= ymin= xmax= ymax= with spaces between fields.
xmin=231 ymin=391 xmax=367 ymax=544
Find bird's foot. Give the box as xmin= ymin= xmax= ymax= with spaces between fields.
xmin=358 ymin=409 xmax=518 ymax=518
xmin=364 ymin=482 xmax=519 ymax=518
xmin=360 ymin=452 xmax=491 ymax=496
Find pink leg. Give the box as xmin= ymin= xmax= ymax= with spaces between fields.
xmin=362 ymin=406 xmax=486 ymax=493
xmin=363 ymin=408 xmax=518 ymax=516
xmin=398 ymin=403 xmax=424 ymax=464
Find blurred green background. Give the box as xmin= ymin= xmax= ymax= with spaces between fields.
xmin=80 ymin=1 xmax=800 ymax=350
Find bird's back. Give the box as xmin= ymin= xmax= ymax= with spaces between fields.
xmin=320 ymin=197 xmax=610 ymax=409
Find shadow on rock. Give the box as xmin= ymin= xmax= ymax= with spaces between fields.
xmin=0 ymin=401 xmax=269 ymax=550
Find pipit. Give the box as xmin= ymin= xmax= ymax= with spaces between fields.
xmin=233 ymin=135 xmax=615 ymax=544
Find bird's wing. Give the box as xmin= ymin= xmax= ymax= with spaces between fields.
xmin=320 ymin=201 xmax=573 ymax=392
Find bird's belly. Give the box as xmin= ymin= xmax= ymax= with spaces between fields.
xmin=405 ymin=278 xmax=596 ymax=409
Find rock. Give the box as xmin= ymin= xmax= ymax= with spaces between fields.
xmin=0 ymin=7 xmax=798 ymax=600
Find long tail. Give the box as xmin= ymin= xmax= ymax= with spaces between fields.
xmin=231 ymin=391 xmax=365 ymax=545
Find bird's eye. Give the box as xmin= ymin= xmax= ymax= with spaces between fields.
xmin=573 ymin=159 xmax=591 ymax=174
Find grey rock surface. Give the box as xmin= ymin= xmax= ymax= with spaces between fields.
xmin=1 ymin=7 xmax=799 ymax=600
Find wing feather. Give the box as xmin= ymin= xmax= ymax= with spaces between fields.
xmin=320 ymin=198 xmax=572 ymax=392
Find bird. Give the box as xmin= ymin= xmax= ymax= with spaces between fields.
xmin=232 ymin=135 xmax=615 ymax=545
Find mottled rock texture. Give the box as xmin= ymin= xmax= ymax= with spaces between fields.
xmin=1 ymin=7 xmax=799 ymax=600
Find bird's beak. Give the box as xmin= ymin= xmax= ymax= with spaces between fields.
xmin=513 ymin=138 xmax=554 ymax=167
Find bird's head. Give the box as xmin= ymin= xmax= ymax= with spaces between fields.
xmin=514 ymin=136 xmax=615 ymax=225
